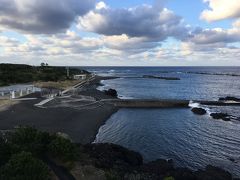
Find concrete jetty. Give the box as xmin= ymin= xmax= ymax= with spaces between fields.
xmin=102 ymin=99 xmax=190 ymax=108
xmin=102 ymin=99 xmax=240 ymax=108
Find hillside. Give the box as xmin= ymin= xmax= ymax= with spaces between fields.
xmin=0 ymin=64 xmax=89 ymax=86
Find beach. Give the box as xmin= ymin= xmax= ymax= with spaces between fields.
xmin=0 ymin=76 xmax=119 ymax=144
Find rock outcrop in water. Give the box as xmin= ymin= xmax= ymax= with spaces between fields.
xmin=191 ymin=107 xmax=207 ymax=115
xmin=143 ymin=75 xmax=180 ymax=80
xmin=210 ymin=113 xmax=231 ymax=121
xmin=186 ymin=71 xmax=240 ymax=77
xmin=104 ymin=88 xmax=118 ymax=97
xmin=219 ymin=97 xmax=240 ymax=102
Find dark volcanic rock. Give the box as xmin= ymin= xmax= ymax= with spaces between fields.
xmin=104 ymin=88 xmax=118 ymax=97
xmin=81 ymin=143 xmax=237 ymax=179
xmin=141 ymin=159 xmax=174 ymax=175
xmin=191 ymin=107 xmax=207 ymax=115
xmin=172 ymin=168 xmax=196 ymax=180
xmin=228 ymin=157 xmax=237 ymax=163
xmin=143 ymin=75 xmax=180 ymax=80
xmin=83 ymin=143 xmax=143 ymax=169
xmin=219 ymin=96 xmax=240 ymax=102
xmin=195 ymin=165 xmax=232 ymax=180
xmin=210 ymin=113 xmax=231 ymax=121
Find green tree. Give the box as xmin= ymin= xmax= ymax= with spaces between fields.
xmin=0 ymin=152 xmax=50 ymax=180
xmin=40 ymin=62 xmax=45 ymax=67
xmin=9 ymin=127 xmax=52 ymax=156
xmin=0 ymin=137 xmax=12 ymax=166
xmin=48 ymin=136 xmax=77 ymax=162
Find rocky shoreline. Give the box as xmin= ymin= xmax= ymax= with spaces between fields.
xmin=74 ymin=143 xmax=238 ymax=180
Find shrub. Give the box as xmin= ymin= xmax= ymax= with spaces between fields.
xmin=164 ymin=176 xmax=175 ymax=180
xmin=0 ymin=137 xmax=12 ymax=166
xmin=8 ymin=127 xmax=52 ymax=156
xmin=48 ymin=136 xmax=77 ymax=162
xmin=0 ymin=152 xmax=50 ymax=180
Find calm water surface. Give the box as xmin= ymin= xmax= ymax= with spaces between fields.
xmin=84 ymin=67 xmax=240 ymax=176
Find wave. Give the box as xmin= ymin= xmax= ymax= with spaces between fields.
xmin=189 ymin=100 xmax=215 ymax=116
xmin=189 ymin=101 xmax=240 ymax=122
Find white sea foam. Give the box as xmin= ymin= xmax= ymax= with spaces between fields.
xmin=189 ymin=100 xmax=213 ymax=115
xmin=188 ymin=100 xmax=200 ymax=108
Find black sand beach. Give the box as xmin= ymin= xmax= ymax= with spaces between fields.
xmin=0 ymin=76 xmax=119 ymax=144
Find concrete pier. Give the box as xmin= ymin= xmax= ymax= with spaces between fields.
xmin=103 ymin=99 xmax=190 ymax=108
xmin=103 ymin=99 xmax=240 ymax=108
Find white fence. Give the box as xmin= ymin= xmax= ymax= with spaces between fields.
xmin=0 ymin=85 xmax=38 ymax=99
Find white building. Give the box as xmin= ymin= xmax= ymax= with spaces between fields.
xmin=73 ymin=74 xmax=87 ymax=80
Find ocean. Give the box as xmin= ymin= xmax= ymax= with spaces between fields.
xmin=84 ymin=67 xmax=240 ymax=176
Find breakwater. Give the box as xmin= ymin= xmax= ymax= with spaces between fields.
xmin=102 ymin=99 xmax=240 ymax=108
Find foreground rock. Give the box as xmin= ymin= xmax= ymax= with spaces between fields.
xmin=83 ymin=143 xmax=142 ymax=170
xmin=210 ymin=113 xmax=231 ymax=121
xmin=81 ymin=143 xmax=235 ymax=180
xmin=196 ymin=165 xmax=232 ymax=180
xmin=2 ymin=127 xmax=236 ymax=180
xmin=191 ymin=107 xmax=207 ymax=115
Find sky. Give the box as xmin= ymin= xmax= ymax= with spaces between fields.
xmin=0 ymin=0 xmax=240 ymax=66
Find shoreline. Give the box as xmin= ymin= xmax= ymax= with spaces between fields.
xmin=0 ymin=75 xmax=239 ymax=178
xmin=0 ymin=76 xmax=119 ymax=144
xmin=1 ymin=75 xmax=239 ymax=143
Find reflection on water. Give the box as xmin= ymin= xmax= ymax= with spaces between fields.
xmin=95 ymin=108 xmax=240 ymax=177
xmin=88 ymin=67 xmax=240 ymax=177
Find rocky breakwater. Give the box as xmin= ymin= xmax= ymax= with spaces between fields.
xmin=219 ymin=96 xmax=240 ymax=102
xmin=143 ymin=75 xmax=180 ymax=80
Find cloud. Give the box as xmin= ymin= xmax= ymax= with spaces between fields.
xmin=78 ymin=2 xmax=189 ymax=41
xmin=201 ymin=0 xmax=240 ymax=22
xmin=0 ymin=31 xmax=162 ymax=58
xmin=188 ymin=21 xmax=240 ymax=45
xmin=0 ymin=0 xmax=239 ymax=66
xmin=0 ymin=31 xmax=103 ymax=57
xmin=0 ymin=36 xmax=20 ymax=47
xmin=103 ymin=34 xmax=160 ymax=54
xmin=179 ymin=19 xmax=240 ymax=60
xmin=0 ymin=0 xmax=95 ymax=34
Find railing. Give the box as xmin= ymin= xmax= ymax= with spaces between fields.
xmin=0 ymin=85 xmax=37 ymax=99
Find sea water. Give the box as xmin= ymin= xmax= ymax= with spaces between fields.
xmin=84 ymin=67 xmax=240 ymax=176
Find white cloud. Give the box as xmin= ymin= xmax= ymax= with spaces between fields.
xmin=189 ymin=20 xmax=240 ymax=45
xmin=201 ymin=0 xmax=240 ymax=22
xmin=95 ymin=1 xmax=108 ymax=10
xmin=78 ymin=2 xmax=189 ymax=40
